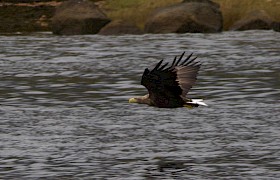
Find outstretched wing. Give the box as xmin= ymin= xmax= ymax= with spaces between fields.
xmin=175 ymin=52 xmax=201 ymax=97
xmin=141 ymin=52 xmax=200 ymax=106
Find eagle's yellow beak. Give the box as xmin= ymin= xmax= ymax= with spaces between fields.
xmin=129 ymin=98 xmax=138 ymax=103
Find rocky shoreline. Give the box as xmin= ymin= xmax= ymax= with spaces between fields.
xmin=0 ymin=0 xmax=279 ymax=34
xmin=0 ymin=1 xmax=58 ymax=33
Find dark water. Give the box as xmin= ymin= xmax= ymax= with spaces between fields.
xmin=0 ymin=31 xmax=280 ymax=179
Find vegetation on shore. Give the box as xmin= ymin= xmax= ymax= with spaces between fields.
xmin=103 ymin=0 xmax=280 ymax=30
xmin=214 ymin=0 xmax=280 ymax=29
xmin=0 ymin=5 xmax=55 ymax=32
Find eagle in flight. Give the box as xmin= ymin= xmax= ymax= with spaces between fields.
xmin=129 ymin=52 xmax=207 ymax=108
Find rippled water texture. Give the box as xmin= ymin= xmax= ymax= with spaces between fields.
xmin=1 ymin=31 xmax=280 ymax=179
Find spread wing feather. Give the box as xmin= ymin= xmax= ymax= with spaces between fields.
xmin=141 ymin=52 xmax=201 ymax=107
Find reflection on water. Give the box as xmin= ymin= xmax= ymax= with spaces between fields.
xmin=0 ymin=31 xmax=280 ymax=179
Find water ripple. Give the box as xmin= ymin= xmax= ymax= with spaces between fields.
xmin=0 ymin=31 xmax=280 ymax=179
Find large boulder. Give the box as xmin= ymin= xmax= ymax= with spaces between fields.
xmin=145 ymin=1 xmax=223 ymax=33
xmin=229 ymin=10 xmax=274 ymax=31
xmin=52 ymin=0 xmax=110 ymax=35
xmin=182 ymin=0 xmax=220 ymax=8
xmin=98 ymin=20 xmax=143 ymax=35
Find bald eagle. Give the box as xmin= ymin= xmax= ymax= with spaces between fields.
xmin=129 ymin=52 xmax=207 ymax=108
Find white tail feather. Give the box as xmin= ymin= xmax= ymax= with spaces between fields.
xmin=188 ymin=99 xmax=208 ymax=106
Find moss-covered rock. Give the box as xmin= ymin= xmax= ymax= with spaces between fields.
xmin=183 ymin=0 xmax=219 ymax=8
xmin=145 ymin=1 xmax=223 ymax=33
xmin=229 ymin=10 xmax=274 ymax=31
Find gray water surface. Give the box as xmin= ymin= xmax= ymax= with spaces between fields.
xmin=0 ymin=31 xmax=280 ymax=179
